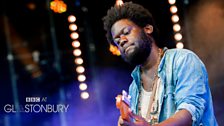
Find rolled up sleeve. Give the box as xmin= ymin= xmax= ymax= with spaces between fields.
xmin=174 ymin=51 xmax=208 ymax=125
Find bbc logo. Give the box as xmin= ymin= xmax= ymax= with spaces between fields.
xmin=26 ymin=97 xmax=40 ymax=102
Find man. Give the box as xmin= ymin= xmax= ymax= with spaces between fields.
xmin=103 ymin=2 xmax=218 ymax=126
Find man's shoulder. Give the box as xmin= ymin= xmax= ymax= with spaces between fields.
xmin=165 ymin=48 xmax=195 ymax=55
xmin=164 ymin=48 xmax=198 ymax=59
xmin=163 ymin=48 xmax=204 ymax=66
xmin=160 ymin=48 xmax=202 ymax=67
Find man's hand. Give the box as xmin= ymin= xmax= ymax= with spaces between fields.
xmin=118 ymin=109 xmax=192 ymax=126
xmin=118 ymin=110 xmax=151 ymax=126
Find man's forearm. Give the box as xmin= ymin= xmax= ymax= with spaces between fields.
xmin=155 ymin=109 xmax=192 ymax=126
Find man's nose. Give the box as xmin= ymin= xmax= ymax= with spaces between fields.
xmin=119 ymin=36 xmax=128 ymax=47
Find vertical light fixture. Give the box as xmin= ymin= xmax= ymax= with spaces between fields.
xmin=168 ymin=0 xmax=184 ymax=48
xmin=68 ymin=15 xmax=89 ymax=100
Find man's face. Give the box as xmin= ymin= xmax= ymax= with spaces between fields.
xmin=111 ymin=19 xmax=152 ymax=65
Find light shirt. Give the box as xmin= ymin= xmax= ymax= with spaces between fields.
xmin=139 ymin=86 xmax=151 ymax=119
xmin=139 ymin=78 xmax=162 ymax=122
xmin=128 ymin=48 xmax=218 ymax=126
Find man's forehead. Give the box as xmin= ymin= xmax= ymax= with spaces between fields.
xmin=111 ymin=19 xmax=134 ymax=35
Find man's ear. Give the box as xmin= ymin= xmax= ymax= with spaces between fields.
xmin=144 ymin=25 xmax=153 ymax=35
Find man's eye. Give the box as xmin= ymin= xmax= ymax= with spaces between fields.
xmin=123 ymin=30 xmax=130 ymax=35
xmin=114 ymin=38 xmax=120 ymax=45
xmin=123 ymin=27 xmax=131 ymax=35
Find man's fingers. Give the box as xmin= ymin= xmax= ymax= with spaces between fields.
xmin=128 ymin=110 xmax=145 ymax=122
xmin=118 ymin=116 xmax=131 ymax=126
xmin=121 ymin=120 xmax=131 ymax=126
xmin=118 ymin=116 xmax=124 ymax=126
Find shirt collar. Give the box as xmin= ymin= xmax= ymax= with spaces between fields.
xmin=131 ymin=47 xmax=168 ymax=86
xmin=131 ymin=65 xmax=141 ymax=89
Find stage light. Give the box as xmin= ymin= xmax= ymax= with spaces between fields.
xmin=116 ymin=0 xmax=124 ymax=6
xmin=50 ymin=0 xmax=67 ymax=13
xmin=81 ymin=92 xmax=89 ymax=99
xmin=168 ymin=1 xmax=184 ymax=48
xmin=74 ymin=58 xmax=83 ymax=65
xmin=168 ymin=0 xmax=176 ymax=5
xmin=173 ymin=24 xmax=181 ymax=32
xmin=79 ymin=83 xmax=87 ymax=91
xmin=170 ymin=5 xmax=178 ymax=14
xmin=70 ymin=32 xmax=79 ymax=39
xmin=174 ymin=33 xmax=183 ymax=41
xmin=171 ymin=15 xmax=179 ymax=23
xmin=69 ymin=24 xmax=78 ymax=31
xmin=176 ymin=42 xmax=184 ymax=49
xmin=32 ymin=51 xmax=40 ymax=62
xmin=76 ymin=66 xmax=85 ymax=73
xmin=73 ymin=49 xmax=82 ymax=56
xmin=27 ymin=2 xmax=36 ymax=10
xmin=72 ymin=40 xmax=80 ymax=48
xmin=68 ymin=15 xmax=76 ymax=23
xmin=78 ymin=74 xmax=86 ymax=82
xmin=109 ymin=44 xmax=121 ymax=56
xmin=67 ymin=14 xmax=89 ymax=99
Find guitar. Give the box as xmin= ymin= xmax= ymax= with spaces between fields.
xmin=115 ymin=90 xmax=131 ymax=121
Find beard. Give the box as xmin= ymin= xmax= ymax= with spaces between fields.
xmin=121 ymin=30 xmax=152 ymax=66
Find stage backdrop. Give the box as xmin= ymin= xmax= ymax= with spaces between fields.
xmin=184 ymin=0 xmax=224 ymax=125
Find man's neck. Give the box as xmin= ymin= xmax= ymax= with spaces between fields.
xmin=140 ymin=43 xmax=161 ymax=91
xmin=141 ymin=43 xmax=160 ymax=73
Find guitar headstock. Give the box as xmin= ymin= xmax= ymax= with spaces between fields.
xmin=115 ymin=90 xmax=131 ymax=121
xmin=121 ymin=90 xmax=131 ymax=106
